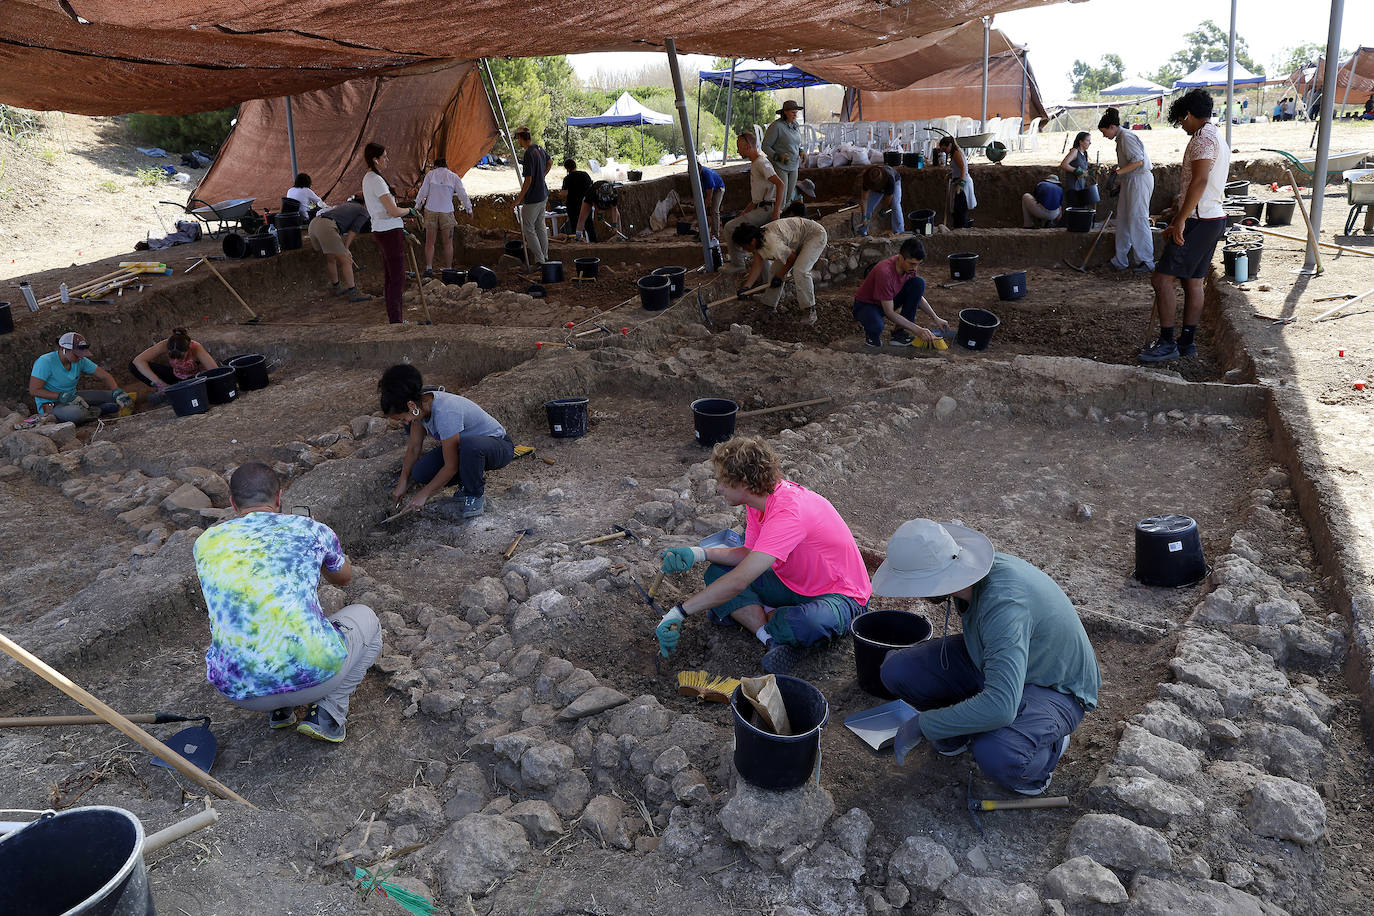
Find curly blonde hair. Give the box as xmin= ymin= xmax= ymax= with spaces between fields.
xmin=711 ymin=436 xmax=782 ymax=495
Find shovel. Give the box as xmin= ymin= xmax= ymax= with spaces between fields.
xmin=151 ymin=717 xmax=217 ymax=775
xmin=1065 ymin=209 xmax=1114 ymax=273
xmin=0 ymin=711 xmax=209 ymax=728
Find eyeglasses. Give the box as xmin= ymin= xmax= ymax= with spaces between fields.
xmin=75 ymin=343 xmax=90 ymax=350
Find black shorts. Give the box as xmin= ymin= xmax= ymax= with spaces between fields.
xmin=1156 ymin=217 xmax=1227 ymax=280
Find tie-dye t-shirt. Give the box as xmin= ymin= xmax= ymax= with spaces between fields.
xmin=193 ymin=512 xmax=348 ymax=700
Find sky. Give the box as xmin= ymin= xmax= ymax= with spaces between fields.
xmin=570 ymin=1 xmax=1374 ymax=102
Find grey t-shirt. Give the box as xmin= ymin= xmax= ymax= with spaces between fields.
xmin=320 ymin=201 xmax=371 ymax=235
xmin=423 ymin=391 xmax=507 ymax=443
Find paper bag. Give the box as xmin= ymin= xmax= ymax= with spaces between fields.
xmin=740 ymin=674 xmax=792 ymax=736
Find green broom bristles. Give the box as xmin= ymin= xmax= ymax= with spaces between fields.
xmin=353 ymin=865 xmax=439 ymax=916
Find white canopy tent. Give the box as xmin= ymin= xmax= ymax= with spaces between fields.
xmin=566 ymin=91 xmax=674 ymax=163
xmin=1101 ymin=77 xmax=1168 ymax=96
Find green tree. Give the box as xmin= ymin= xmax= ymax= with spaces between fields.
xmin=1154 ymin=19 xmax=1265 ymax=88
xmin=126 ymin=107 xmax=237 ymax=153
xmin=1069 ymin=54 xmax=1125 ymax=97
xmin=1273 ymin=41 xmax=1352 ymax=78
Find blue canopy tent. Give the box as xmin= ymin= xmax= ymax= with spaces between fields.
xmin=566 ymin=91 xmax=673 ymax=164
xmin=695 ymin=60 xmax=830 ymax=162
xmin=1173 ymin=60 xmax=1267 ymax=88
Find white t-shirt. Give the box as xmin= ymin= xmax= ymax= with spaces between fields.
xmin=1180 ymin=122 xmax=1230 ymax=219
xmin=285 ymin=186 xmax=325 ymax=212
xmin=362 ymin=171 xmax=403 ymax=232
xmin=748 ymin=156 xmax=779 ymax=204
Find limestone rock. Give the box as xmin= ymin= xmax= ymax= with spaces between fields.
xmin=558 ymin=685 xmax=631 ymax=721
xmin=939 ymin=874 xmax=1040 ymax=915
xmin=428 ymin=814 xmax=529 ymax=897
xmin=1099 ymin=775 xmax=1204 ymax=827
xmin=828 ymin=807 xmax=874 ymax=860
xmin=1044 ymin=856 xmax=1128 ymax=905
xmin=671 ymin=768 xmax=711 ymax=806
xmin=1066 ymin=813 xmax=1172 ymax=874
xmin=934 ymin=396 xmax=957 ymax=420
xmin=460 ymin=577 xmax=509 ymax=616
xmin=3 ymin=430 xmax=58 ymax=460
xmin=1125 ymin=875 xmax=1277 ymax=916
xmin=606 ymin=695 xmax=670 ymax=737
xmin=384 ymin=786 xmax=445 ymax=830
xmin=548 ymin=768 xmax=591 ymax=818
xmin=505 ymin=799 xmax=564 ymax=841
xmin=161 ymin=482 xmax=211 ymax=511
xmin=1169 ymin=630 xmax=1289 ymax=717
xmin=1132 ymin=700 xmax=1207 ymax=749
xmin=581 ymin=795 xmax=631 ymax=849
xmin=651 ymin=745 xmax=689 ymax=778
xmin=887 ymin=835 xmax=957 ymax=892
xmin=719 ymin=780 xmax=833 ymax=864
xmin=31 ymin=421 xmax=76 ymax=446
xmin=786 ymin=842 xmax=865 ymax=916
xmin=520 ymin=742 xmax=574 ymax=789
xmin=548 ymin=557 xmax=612 ymax=588
xmin=1116 ymin=724 xmax=1201 ymax=780
xmin=1247 ymin=776 xmax=1326 ymax=845
xmin=80 ymin=440 xmax=123 ymax=471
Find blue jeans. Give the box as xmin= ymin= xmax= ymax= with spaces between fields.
xmin=410 ymin=434 xmax=514 ymax=498
xmin=880 ymin=634 xmax=1085 ymax=793
xmin=860 ymin=179 xmax=904 ymax=235
xmin=852 ymin=276 xmax=924 ymax=339
xmin=702 ymin=563 xmax=862 ymax=647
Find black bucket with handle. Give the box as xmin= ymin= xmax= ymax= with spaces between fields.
xmin=545 ymin=397 xmax=589 ymax=438
xmin=730 ymin=675 xmax=829 ymax=790
xmin=637 ymin=275 xmax=672 ymax=311
xmin=0 ymin=806 xmax=153 ymax=916
xmin=956 ymin=308 xmax=1001 ymax=351
xmin=540 ymin=261 xmax=565 ymax=284
xmin=908 ymin=209 xmax=936 ymax=234
xmin=993 ymin=271 xmax=1027 ymax=301
xmin=1266 ymin=199 xmax=1296 ymax=226
xmin=652 ymin=266 xmax=687 ymax=298
xmin=228 ymin=353 xmax=270 ymax=391
xmin=222 ymin=233 xmax=249 ymax=259
xmin=574 ymin=257 xmax=601 ymax=279
xmin=164 ymin=377 xmax=209 ymax=417
xmin=851 ymin=610 xmax=932 ymax=699
xmin=1063 ymin=208 xmax=1094 ymax=232
xmin=1134 ymin=514 xmax=1207 ymax=587
xmin=197 ymin=366 xmax=239 ymax=405
xmin=691 ymin=398 xmax=738 ymax=447
xmin=441 ymin=268 xmax=467 ymax=286
xmin=948 ymin=252 xmax=979 ymax=281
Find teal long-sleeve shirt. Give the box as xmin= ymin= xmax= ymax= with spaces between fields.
xmin=919 ymin=553 xmax=1101 ymax=742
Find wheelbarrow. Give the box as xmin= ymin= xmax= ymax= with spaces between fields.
xmin=159 ymin=196 xmax=257 ymax=239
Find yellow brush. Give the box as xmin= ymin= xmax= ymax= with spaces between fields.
xmin=677 ymin=670 xmax=741 ymax=703
xmin=513 ymin=445 xmax=535 ymax=458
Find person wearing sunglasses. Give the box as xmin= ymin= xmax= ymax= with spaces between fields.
xmin=29 ymin=331 xmax=131 ymax=423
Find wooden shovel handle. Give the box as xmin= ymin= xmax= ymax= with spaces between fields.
xmin=976 ymin=795 xmax=1070 ymax=811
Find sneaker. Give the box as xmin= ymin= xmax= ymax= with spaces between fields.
xmin=344 ymin=288 xmax=371 ymax=302
xmin=333 ymin=285 xmax=351 ymax=297
xmin=1177 ymin=340 xmax=1197 ymax=357
xmin=461 ymin=494 xmax=486 ymax=519
xmin=268 ymin=707 xmax=296 ymax=729
xmin=761 ymin=641 xmax=808 ymax=675
xmin=932 ymin=737 xmax=970 ymax=757
xmin=804 ymin=306 xmax=818 ymax=325
xmin=1139 ymin=339 xmax=1180 ymax=363
xmin=297 ymin=704 xmax=345 ymax=742
xmin=1133 ymin=264 xmax=1154 ymax=274
xmin=889 ymin=331 xmax=915 ymax=347
xmin=864 ymin=335 xmax=883 ymax=349
xmin=423 ymin=267 xmax=434 ymax=279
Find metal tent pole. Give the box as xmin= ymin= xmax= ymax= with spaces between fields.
xmin=284 ymin=96 xmax=300 ymax=179
xmin=1226 ymin=0 xmax=1237 ymax=147
xmin=981 ymin=17 xmax=991 ymax=130
xmin=1306 ymin=0 xmax=1346 ymax=273
xmin=1340 ymin=51 xmax=1357 ymax=112
xmin=479 ymin=59 xmax=522 ymax=183
xmin=666 ymin=37 xmax=716 ymax=271
xmin=722 ymin=59 xmax=738 ymax=164
xmin=695 ymin=78 xmax=702 ymax=150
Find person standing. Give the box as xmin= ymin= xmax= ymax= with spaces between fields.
xmin=308 ymin=197 xmax=372 ymax=301
xmin=414 ymin=157 xmax=472 ymax=277
xmin=722 ymin=132 xmax=784 ymax=269
xmin=1099 ymin=107 xmax=1155 ymax=273
xmin=29 ymin=332 xmax=130 ymax=423
xmin=1144 ymin=88 xmax=1230 ymax=363
xmin=731 ymin=216 xmax=829 ymax=325
xmin=561 ymin=158 xmax=597 ymax=242
xmin=514 ymin=127 xmax=552 ymax=267
xmin=697 ymin=162 xmax=726 ymax=241
xmin=653 ymin=436 xmax=871 ymax=675
xmin=763 ymin=99 xmax=805 ymax=206
xmin=874 ymin=519 xmax=1099 ymax=794
xmin=858 ymin=164 xmax=905 ymax=236
xmin=937 ymin=137 xmax=976 ymax=228
xmin=1020 ymin=175 xmax=1063 ymax=228
xmin=193 ymin=462 xmax=381 ymax=743
xmin=361 ymin=142 xmax=418 ymax=324
xmin=1059 ymin=132 xmax=1099 ymax=210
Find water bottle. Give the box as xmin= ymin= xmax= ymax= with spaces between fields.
xmin=916 ymin=152 xmax=925 ymax=169
xmin=1233 ymin=252 xmax=1248 ymax=283
xmin=20 ymin=281 xmax=39 ymax=312
xmin=59 ymin=282 xmax=69 ymax=303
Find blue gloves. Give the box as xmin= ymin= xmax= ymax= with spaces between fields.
xmin=894 ymin=711 xmax=923 ymax=766
xmin=660 ymin=546 xmax=706 ymax=574
xmin=656 ymin=606 xmax=685 ymax=657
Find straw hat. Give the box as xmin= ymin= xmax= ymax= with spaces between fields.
xmin=871 ymin=519 xmax=995 ymax=598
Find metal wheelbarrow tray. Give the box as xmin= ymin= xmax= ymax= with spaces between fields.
xmin=160 ymin=196 xmax=257 ymax=238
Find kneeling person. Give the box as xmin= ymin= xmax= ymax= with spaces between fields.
xmin=655 ymin=436 xmax=871 ymax=674
xmin=874 ymin=519 xmax=1100 ymax=795
xmin=852 ymin=238 xmax=950 ymax=349
xmin=193 ymin=462 xmax=382 ymax=743
xmin=731 ymin=217 xmax=828 ymax=325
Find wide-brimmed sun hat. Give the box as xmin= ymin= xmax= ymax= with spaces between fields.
xmin=777 ymin=100 xmax=804 ymax=115
xmin=871 ymin=519 xmax=995 ymax=598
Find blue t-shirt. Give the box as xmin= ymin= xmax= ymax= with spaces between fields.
xmin=1034 ymin=180 xmax=1063 ymax=212
xmin=698 ymin=166 xmax=725 ymax=191
xmin=522 ymin=146 xmax=550 ymax=205
xmin=423 ymin=391 xmax=507 ymax=443
xmin=31 ymin=350 xmax=98 ymax=411
xmin=193 ymin=512 xmax=348 ymax=700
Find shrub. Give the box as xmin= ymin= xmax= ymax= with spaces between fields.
xmin=135 ymin=167 xmax=166 ymax=186
xmin=126 ymin=108 xmax=237 ymax=153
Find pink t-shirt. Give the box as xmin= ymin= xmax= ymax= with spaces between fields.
xmin=855 ymin=255 xmax=918 ymax=306
xmin=745 ymin=480 xmax=873 ymax=604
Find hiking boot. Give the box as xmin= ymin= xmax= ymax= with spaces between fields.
xmin=864 ymin=334 xmax=883 ymax=349
xmin=804 ymin=306 xmax=818 ymax=325
xmin=1139 ymin=339 xmax=1179 ymax=363
xmin=423 ymin=266 xmax=434 ymax=279
xmin=889 ymin=331 xmax=915 ymax=347
xmin=344 ymin=288 xmax=371 ymax=302
xmin=1133 ymin=264 xmax=1154 ymax=274
xmin=461 ymin=494 xmax=486 ymax=519
xmin=761 ymin=641 xmax=807 ymax=675
xmin=268 ymin=707 xmax=296 ymax=729
xmin=1177 ymin=340 xmax=1197 ymax=357
xmin=297 ymin=704 xmax=345 ymax=743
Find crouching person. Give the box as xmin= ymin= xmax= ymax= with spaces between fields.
xmin=654 ymin=436 xmax=871 ymax=675
xmin=193 ymin=461 xmax=382 ymax=743
xmin=874 ymin=519 xmax=1100 ymax=795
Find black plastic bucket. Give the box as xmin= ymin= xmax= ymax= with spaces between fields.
xmin=441 ymin=268 xmax=467 ymax=286
xmin=1224 ymin=179 xmax=1249 ymax=197
xmin=1133 ymin=514 xmax=1207 ymax=587
xmin=908 ymin=209 xmax=936 ymax=234
xmin=993 ymin=271 xmax=1027 ymax=301
xmin=730 ymin=675 xmax=828 ymax=790
xmin=638 ymin=275 xmax=672 ymax=311
xmin=1223 ymin=242 xmax=1263 ymax=279
xmin=956 ymin=307 xmax=1001 ymax=351
xmin=228 ymin=353 xmax=269 ymax=391
xmin=197 ymin=366 xmax=239 ymax=405
xmin=1064 ymin=207 xmax=1095 ymax=232
xmin=222 ymin=233 xmax=248 ymax=259
xmin=0 ymin=806 xmax=153 ymax=916
xmin=545 ymin=397 xmax=589 ymax=438
xmin=691 ymin=397 xmax=738 ymax=447
xmin=574 ymin=256 xmax=601 ymax=279
xmin=0 ymin=302 xmax=11 ymax=335
xmin=902 ymin=152 xmax=921 ymax=169
xmin=851 ymin=610 xmax=932 ymax=699
xmin=165 ymin=377 xmax=209 ymax=417
xmin=541 ymin=261 xmax=565 ymax=284
xmin=275 ymin=210 xmax=303 ymax=229
xmin=652 ymin=265 xmax=687 ymax=298
xmin=504 ymin=239 xmax=524 ymax=260
xmin=1266 ymin=199 xmax=1296 ymax=226
xmin=246 ymin=233 xmax=279 ymax=258
xmin=948 ymin=252 xmax=979 ymax=281
xmin=470 ymin=265 xmax=499 ymax=289
xmin=883 ymin=150 xmax=902 ymax=167
xmin=1223 ymin=207 xmax=1245 ymax=227
xmin=276 ymin=225 xmax=303 ymax=251
xmin=1236 ymin=198 xmax=1265 ymax=220
xmin=627 ymin=169 xmax=643 ymax=181
xmin=677 ymin=220 xmax=695 ymax=235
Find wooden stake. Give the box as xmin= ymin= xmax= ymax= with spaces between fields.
xmin=0 ymin=712 xmax=186 ymax=727
xmin=405 ymin=238 xmax=434 ymax=324
xmin=737 ymin=397 xmax=834 ymax=419
xmin=0 ymin=630 xmax=254 ymax=807
xmin=648 ymin=570 xmax=666 ymax=598
xmin=199 ymin=259 xmax=260 ymax=322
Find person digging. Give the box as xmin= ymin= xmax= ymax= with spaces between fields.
xmin=851 ymin=237 xmax=950 ymax=349
xmin=731 ymin=216 xmax=828 ymax=325
xmin=193 ymin=462 xmax=382 ymax=743
xmin=29 ymin=331 xmax=132 ymax=424
xmin=873 ymin=519 xmax=1100 ymax=796
xmin=653 ymin=435 xmax=871 ymax=675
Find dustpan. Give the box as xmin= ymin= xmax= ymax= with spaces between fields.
xmin=844 ymin=699 xmax=917 ymax=751
xmin=151 ymin=718 xmax=217 ymax=774
xmin=698 ymin=529 xmax=744 ymax=549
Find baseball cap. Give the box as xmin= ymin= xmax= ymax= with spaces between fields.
xmin=58 ymin=332 xmax=88 ymax=350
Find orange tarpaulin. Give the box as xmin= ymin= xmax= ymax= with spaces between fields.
xmin=844 ymin=50 xmax=1047 ymax=127
xmin=192 ymin=61 xmax=498 ymax=213
xmin=797 ymin=21 xmax=1019 ymax=93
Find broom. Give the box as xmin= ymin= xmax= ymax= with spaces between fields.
xmin=353 ymin=865 xmax=438 ymax=916
xmin=677 ymin=670 xmax=741 ymax=703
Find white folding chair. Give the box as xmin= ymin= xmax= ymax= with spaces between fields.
xmin=1021 ymin=117 xmax=1041 ymax=152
